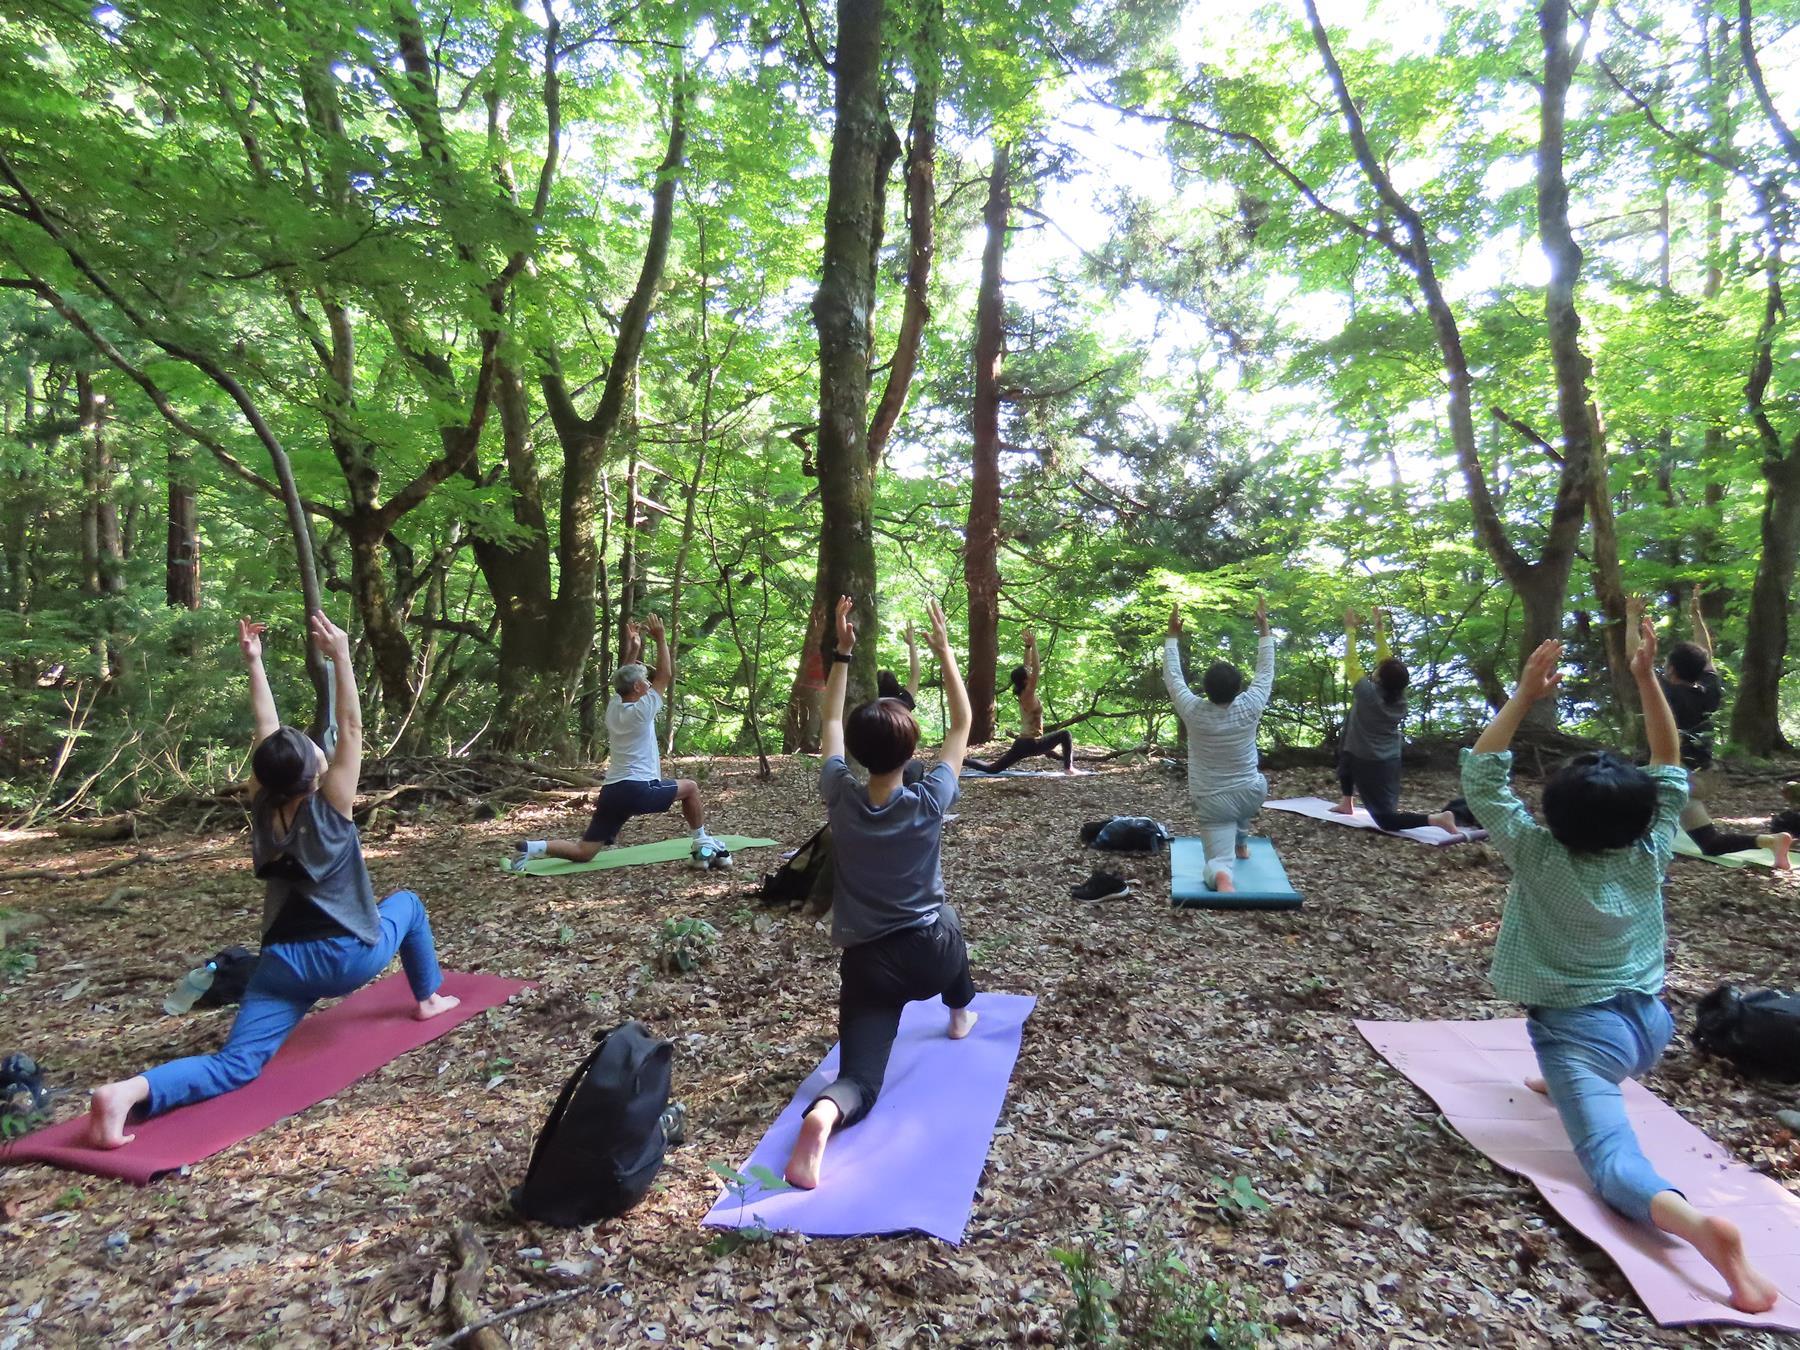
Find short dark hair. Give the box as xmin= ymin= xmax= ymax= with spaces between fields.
xmin=1009 ymin=665 xmax=1029 ymax=699
xmin=845 ymin=698 xmax=920 ymax=775
xmin=1667 ymin=641 xmax=1709 ymax=683
xmin=1541 ymin=750 xmax=1659 ymax=852
xmin=876 ymin=670 xmax=916 ymax=710
xmin=253 ymin=726 xmax=317 ymax=803
xmin=1202 ymin=661 xmax=1243 ymax=705
xmin=1376 ymin=657 xmax=1410 ymax=703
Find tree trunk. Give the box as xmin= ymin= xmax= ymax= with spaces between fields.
xmin=165 ymin=447 xmax=200 ymax=610
xmin=1584 ymin=405 xmax=1632 ymax=721
xmin=616 ymin=452 xmax=642 ymax=656
xmin=1304 ymin=0 xmax=1594 ymax=715
xmin=865 ymin=0 xmax=939 ymax=466
xmin=805 ymin=0 xmax=891 ymax=711
xmin=467 ymin=358 xmax=558 ymax=748
xmin=1731 ymin=450 xmax=1800 ymax=754
xmin=965 ymin=140 xmax=1009 ymax=745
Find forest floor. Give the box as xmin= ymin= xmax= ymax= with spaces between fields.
xmin=2 ymin=753 xmax=1798 ymax=1348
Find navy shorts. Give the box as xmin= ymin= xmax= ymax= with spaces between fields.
xmin=583 ymin=778 xmax=681 ymax=844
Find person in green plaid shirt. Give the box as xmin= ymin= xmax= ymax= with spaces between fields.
xmin=1460 ymin=615 xmax=1777 ymax=1314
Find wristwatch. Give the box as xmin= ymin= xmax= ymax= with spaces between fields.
xmin=831 ymin=650 xmax=853 ymax=664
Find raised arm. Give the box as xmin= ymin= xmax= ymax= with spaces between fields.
xmin=1236 ymin=594 xmax=1276 ymax=719
xmin=1022 ymin=627 xmax=1040 ymax=696
xmin=1625 ymin=593 xmax=1646 ymax=660
xmin=1473 ymin=639 xmax=1562 ymax=754
xmin=904 ymin=621 xmax=920 ymax=699
xmin=310 ymin=611 xmax=362 ymax=818
xmin=1688 ymin=584 xmax=1714 ymax=666
xmin=1633 ymin=616 xmax=1680 ymax=768
xmin=927 ymin=598 xmax=972 ymax=772
xmin=1371 ymin=605 xmax=1391 ymax=662
xmin=1162 ymin=606 xmax=1202 ymax=721
xmin=621 ymin=621 xmax=644 ymax=668
xmin=240 ymin=619 xmax=278 ymax=747
xmin=646 ymin=613 xmax=672 ymax=695
xmin=1343 ymin=608 xmax=1364 ymax=686
xmin=821 ymin=595 xmax=853 ymax=762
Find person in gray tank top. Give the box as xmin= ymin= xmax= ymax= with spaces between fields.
xmin=83 ymin=611 xmax=459 ymax=1149
xmin=1332 ymin=607 xmax=1460 ymax=836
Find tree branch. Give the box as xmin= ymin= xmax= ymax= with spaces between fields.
xmin=794 ymin=0 xmax=834 ymax=72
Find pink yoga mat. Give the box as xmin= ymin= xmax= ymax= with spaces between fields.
xmin=1358 ymin=1017 xmax=1800 ymax=1330
xmin=2 ymin=971 xmax=529 ymax=1184
xmin=703 ymin=992 xmax=1034 ymax=1244
xmin=1266 ymin=796 xmax=1485 ymax=844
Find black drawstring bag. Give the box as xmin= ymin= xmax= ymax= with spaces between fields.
xmin=1694 ymin=985 xmax=1800 ymax=1083
xmin=510 ymin=1022 xmax=673 ymax=1227
xmin=1080 ymin=817 xmax=1171 ymax=852
xmin=197 ymin=946 xmax=260 ymax=1008
xmin=754 ymin=825 xmax=834 ymax=912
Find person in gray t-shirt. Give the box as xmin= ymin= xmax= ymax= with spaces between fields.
xmin=784 ymin=594 xmax=981 ymax=1191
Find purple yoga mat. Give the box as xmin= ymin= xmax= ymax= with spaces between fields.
xmin=2 ymin=971 xmax=530 ymax=1184
xmin=703 ymin=991 xmax=1035 ymax=1244
xmin=1359 ymin=1017 xmax=1800 ymax=1330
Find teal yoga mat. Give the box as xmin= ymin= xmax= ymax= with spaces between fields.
xmin=1672 ymin=829 xmax=1774 ymax=870
xmin=506 ymin=835 xmax=780 ymax=876
xmin=1170 ymin=835 xmax=1301 ymax=911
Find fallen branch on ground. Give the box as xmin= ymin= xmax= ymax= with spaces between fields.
xmin=0 ymin=848 xmax=207 ymax=883
xmin=428 ymin=1283 xmax=620 ymax=1350
xmin=440 ymin=1224 xmax=506 ymax=1350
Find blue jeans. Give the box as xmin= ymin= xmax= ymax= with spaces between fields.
xmin=142 ymin=891 xmax=443 ymax=1116
xmin=1526 ymin=990 xmax=1678 ymax=1223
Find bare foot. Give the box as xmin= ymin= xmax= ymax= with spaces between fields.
xmin=784 ymin=1102 xmax=839 ymax=1190
xmin=85 ymin=1077 xmax=148 ymax=1149
xmin=1428 ymin=810 xmax=1462 ymax=835
xmin=1329 ymin=799 xmax=1355 ymax=815
xmin=1690 ymin=1215 xmax=1781 ymax=1313
xmin=948 ymin=1007 xmax=979 ymax=1040
xmin=413 ymin=992 xmax=461 ymax=1021
xmin=1768 ymin=832 xmax=1792 ymax=871
xmin=1525 ymin=1075 xmax=1548 ymax=1095
xmin=1210 ymin=872 xmax=1236 ymax=894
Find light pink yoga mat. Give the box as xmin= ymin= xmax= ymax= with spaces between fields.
xmin=1358 ymin=1017 xmax=1800 ymax=1330
xmin=1267 ymin=795 xmax=1486 ymax=845
xmin=2 ymin=971 xmax=530 ymax=1184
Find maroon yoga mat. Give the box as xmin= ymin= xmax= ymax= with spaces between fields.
xmin=1 ymin=971 xmax=529 ymax=1184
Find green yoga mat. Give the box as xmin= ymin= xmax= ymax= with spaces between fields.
xmin=1170 ymin=835 xmax=1302 ymax=911
xmin=505 ymin=835 xmax=781 ymax=876
xmin=1672 ymin=829 xmax=1774 ymax=870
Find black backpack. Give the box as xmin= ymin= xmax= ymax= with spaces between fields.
xmin=197 ymin=946 xmax=260 ymax=1009
xmin=1080 ymin=817 xmax=1171 ymax=852
xmin=755 ymin=825 xmax=835 ymax=913
xmin=1694 ymin=985 xmax=1800 ymax=1083
xmin=510 ymin=1022 xmax=673 ymax=1226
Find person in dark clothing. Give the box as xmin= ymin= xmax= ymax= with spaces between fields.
xmin=83 ymin=613 xmax=458 ymax=1149
xmin=1631 ymin=589 xmax=1791 ymax=868
xmin=1332 ymin=607 xmax=1460 ymax=834
xmin=784 ymin=594 xmax=980 ymax=1191
xmin=964 ymin=628 xmax=1077 ymax=774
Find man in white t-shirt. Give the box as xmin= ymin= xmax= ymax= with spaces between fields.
xmin=509 ymin=614 xmax=724 ymax=869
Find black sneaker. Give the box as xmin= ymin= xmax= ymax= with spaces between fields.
xmin=659 ymin=1101 xmax=688 ymax=1147
xmin=1070 ymin=870 xmax=1131 ymax=901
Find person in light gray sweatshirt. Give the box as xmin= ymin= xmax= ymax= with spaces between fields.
xmin=1163 ymin=595 xmax=1275 ymax=892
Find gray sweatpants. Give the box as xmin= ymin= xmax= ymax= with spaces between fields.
xmin=1190 ymin=776 xmax=1267 ymax=886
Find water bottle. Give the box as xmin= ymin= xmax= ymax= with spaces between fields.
xmin=163 ymin=961 xmax=217 ymax=1015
